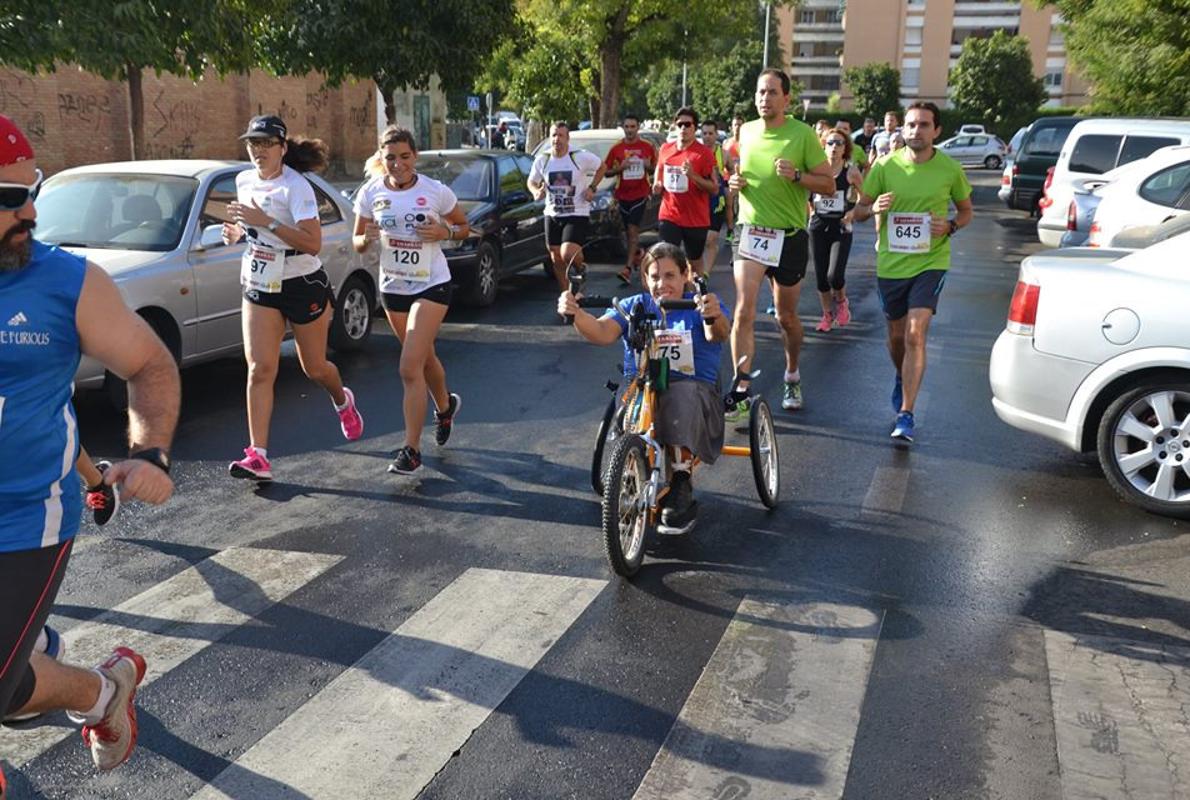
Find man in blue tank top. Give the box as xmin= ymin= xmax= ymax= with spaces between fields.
xmin=0 ymin=115 xmax=180 ymax=792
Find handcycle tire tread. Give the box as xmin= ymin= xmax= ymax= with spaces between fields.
xmin=749 ymin=395 xmax=780 ymax=509
xmin=601 ymin=434 xmax=649 ymax=577
xmin=591 ymin=396 xmax=619 ymax=496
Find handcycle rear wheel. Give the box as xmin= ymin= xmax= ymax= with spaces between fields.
xmin=601 ymin=434 xmax=651 ymax=577
xmin=591 ymin=396 xmax=620 ymax=496
xmin=749 ymin=396 xmax=780 ymax=508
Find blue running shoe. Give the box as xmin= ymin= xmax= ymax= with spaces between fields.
xmin=891 ymin=374 xmax=903 ymax=414
xmin=891 ymin=411 xmax=915 ymax=443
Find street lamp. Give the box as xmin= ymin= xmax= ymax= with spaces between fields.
xmin=762 ymin=2 xmax=771 ymax=69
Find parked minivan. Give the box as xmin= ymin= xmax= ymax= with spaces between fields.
xmin=1036 ymin=117 xmax=1190 ymax=246
xmin=1006 ymin=116 xmax=1081 ymax=215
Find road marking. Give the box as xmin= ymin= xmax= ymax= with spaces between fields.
xmin=190 ymin=568 xmax=606 ymax=800
xmin=861 ymin=466 xmax=910 ymax=516
xmin=633 ymin=599 xmax=883 ymax=800
xmin=0 ymin=547 xmax=342 ymax=766
xmin=1046 ymin=630 xmax=1190 ymax=800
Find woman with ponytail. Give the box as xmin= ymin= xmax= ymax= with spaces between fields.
xmin=353 ymin=125 xmax=469 ymax=475
xmin=223 ymin=115 xmax=364 ymax=483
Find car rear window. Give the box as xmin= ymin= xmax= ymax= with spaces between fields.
xmin=1068 ymin=134 xmax=1122 ymax=174
xmin=1138 ymin=162 xmax=1190 ymax=208
xmin=1118 ymin=135 xmax=1182 ymax=168
xmin=1021 ymin=124 xmax=1071 ymax=157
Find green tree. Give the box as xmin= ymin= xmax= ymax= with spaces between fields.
xmin=1046 ymin=0 xmax=1190 ymax=115
xmin=948 ymin=30 xmax=1046 ymax=136
xmin=480 ymin=32 xmax=593 ymax=123
xmin=0 ymin=0 xmax=263 ymax=159
xmin=841 ymin=62 xmax=901 ymax=120
xmin=256 ymin=0 xmax=517 ymax=124
xmin=693 ymin=40 xmax=802 ymax=125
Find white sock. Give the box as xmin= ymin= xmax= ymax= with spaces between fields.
xmin=34 ymin=627 xmax=48 ymax=653
xmin=333 ymin=389 xmax=352 ymax=411
xmin=785 ymin=370 xmax=800 ymax=383
xmin=252 ymin=447 xmax=268 ymax=460
xmin=67 ymin=671 xmax=115 ymax=726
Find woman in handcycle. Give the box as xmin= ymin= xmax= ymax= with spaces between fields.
xmin=557 ymin=242 xmax=730 ymax=532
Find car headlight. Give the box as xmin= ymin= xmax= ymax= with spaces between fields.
xmin=591 ymin=194 xmax=613 ymax=212
xmin=441 ymin=234 xmax=479 ymax=252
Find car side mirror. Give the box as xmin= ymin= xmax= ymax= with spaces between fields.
xmin=198 ymin=223 xmax=225 ymax=250
xmin=502 ymin=190 xmax=530 ymax=206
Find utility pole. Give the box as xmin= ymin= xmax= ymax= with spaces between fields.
xmin=762 ymin=2 xmax=771 ymax=68
xmin=681 ymin=27 xmax=688 ymax=107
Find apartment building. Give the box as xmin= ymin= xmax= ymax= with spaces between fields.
xmin=777 ymin=0 xmax=1089 ymax=110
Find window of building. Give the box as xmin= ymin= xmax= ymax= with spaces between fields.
xmin=902 ymin=68 xmax=920 ymax=88
xmin=800 ymin=9 xmax=815 ymax=24
xmin=1049 ymin=25 xmax=1065 ymax=47
xmin=1043 ymin=70 xmax=1064 ymax=89
xmin=827 ymin=9 xmax=842 ymax=23
xmin=905 ymin=27 xmax=922 ymax=46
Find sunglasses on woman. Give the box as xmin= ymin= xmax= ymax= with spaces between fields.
xmin=0 ymin=168 xmax=42 ymax=211
xmin=824 ymin=139 xmax=846 ymax=146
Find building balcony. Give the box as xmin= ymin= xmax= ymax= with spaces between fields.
xmin=953 ymin=14 xmax=1022 ymax=28
xmin=801 ymin=0 xmax=843 ymax=8
xmin=954 ymin=1 xmax=1022 ymax=14
xmin=795 ymin=21 xmax=844 ymax=31
xmin=791 ymin=65 xmax=842 ymax=77
xmin=793 ymin=30 xmax=845 ymax=43
xmin=792 ymin=55 xmax=842 ymax=66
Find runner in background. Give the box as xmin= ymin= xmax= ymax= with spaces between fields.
xmin=724 ymin=114 xmax=745 ymax=244
xmin=852 ymin=102 xmax=973 ymax=443
xmin=528 ymin=121 xmax=606 ymax=296
xmin=654 ymin=107 xmax=718 ymax=278
xmin=223 ymin=115 xmax=363 ymax=483
xmin=700 ymin=119 xmax=730 ymax=274
xmin=604 ymin=114 xmax=656 ymax=285
xmin=809 ymin=128 xmax=864 ymax=332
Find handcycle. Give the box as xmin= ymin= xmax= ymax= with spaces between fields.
xmin=571 ymin=269 xmax=780 ymax=578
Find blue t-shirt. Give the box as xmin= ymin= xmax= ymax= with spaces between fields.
xmin=603 ymin=292 xmax=730 ymax=386
xmin=0 ymin=241 xmax=86 ymax=552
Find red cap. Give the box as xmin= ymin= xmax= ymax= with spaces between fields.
xmin=0 ymin=115 xmax=34 ymax=166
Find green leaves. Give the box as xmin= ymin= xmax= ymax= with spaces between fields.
xmin=948 ymin=30 xmax=1045 ymax=136
xmin=842 ymin=63 xmax=901 ymax=121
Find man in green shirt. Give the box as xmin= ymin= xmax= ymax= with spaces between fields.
xmin=853 ymin=101 xmax=974 ymax=444
xmin=727 ymin=69 xmax=834 ymax=415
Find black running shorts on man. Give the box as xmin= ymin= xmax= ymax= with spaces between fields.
xmin=382 ymin=280 xmax=453 ymax=313
xmin=618 ymin=198 xmax=647 ymax=230
xmin=0 ymin=540 xmax=73 ymax=717
xmin=731 ymin=225 xmax=809 ymax=287
xmin=658 ymin=220 xmax=708 ymax=261
xmin=244 ymin=268 xmax=333 ymax=324
xmin=877 ymin=268 xmax=946 ymax=320
xmin=546 ymin=215 xmax=591 ymax=247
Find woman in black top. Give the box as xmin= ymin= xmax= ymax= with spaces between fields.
xmin=809 ymin=128 xmax=864 ymax=332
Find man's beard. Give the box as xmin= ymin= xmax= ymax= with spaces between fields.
xmin=0 ymin=220 xmax=35 ymax=271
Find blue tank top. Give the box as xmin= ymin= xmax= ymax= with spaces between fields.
xmin=0 ymin=241 xmax=86 ymax=552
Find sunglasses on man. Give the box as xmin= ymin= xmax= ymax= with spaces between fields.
xmin=0 ymin=168 xmax=42 ymax=211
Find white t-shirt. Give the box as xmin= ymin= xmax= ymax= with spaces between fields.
xmin=235 ymin=165 xmax=321 ymax=279
xmin=529 ymin=149 xmax=602 ymax=217
xmin=353 ymin=173 xmax=459 ymax=295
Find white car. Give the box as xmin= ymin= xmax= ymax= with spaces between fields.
xmin=938 ymin=134 xmax=1006 ymax=169
xmin=34 ymin=160 xmax=380 ymax=404
xmin=1087 ymin=145 xmax=1190 ymax=247
xmin=989 ymin=231 xmax=1190 ymax=518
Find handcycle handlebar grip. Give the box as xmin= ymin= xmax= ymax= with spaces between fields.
xmin=659 ymin=299 xmax=698 ymax=310
xmin=577 ymin=296 xmax=616 ymax=309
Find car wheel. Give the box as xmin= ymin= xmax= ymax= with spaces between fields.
xmin=329 ymin=273 xmax=374 ymax=352
xmin=984 ymin=155 xmax=1002 ymax=170
xmin=463 ymin=241 xmax=500 ymax=306
xmin=1097 ymin=381 xmax=1190 ymax=519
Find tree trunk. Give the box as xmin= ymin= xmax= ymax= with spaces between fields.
xmin=126 ymin=63 xmax=144 ymax=160
xmin=598 ymin=41 xmax=623 ymax=129
xmin=375 ymin=77 xmax=397 ymax=125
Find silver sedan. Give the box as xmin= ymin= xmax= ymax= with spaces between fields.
xmin=34 ymin=160 xmax=380 ymax=404
xmin=989 ymin=232 xmax=1190 ymax=518
xmin=938 ymin=134 xmax=1007 ymax=170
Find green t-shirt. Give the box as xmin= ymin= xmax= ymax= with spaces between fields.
xmin=852 ymin=146 xmax=868 ymax=169
xmin=738 ymin=116 xmax=827 ymax=231
xmin=861 ymin=148 xmax=972 ymax=279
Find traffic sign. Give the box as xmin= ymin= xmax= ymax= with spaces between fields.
xmin=467 ymin=96 xmax=480 ymax=112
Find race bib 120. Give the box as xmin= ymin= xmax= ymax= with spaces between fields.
xmin=381 ymin=236 xmax=431 ymax=282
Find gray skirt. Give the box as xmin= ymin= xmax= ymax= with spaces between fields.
xmin=655 ymin=379 xmax=726 ymax=465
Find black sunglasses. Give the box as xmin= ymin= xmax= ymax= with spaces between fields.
xmin=825 ymin=139 xmax=847 ymax=146
xmin=0 ymin=168 xmax=42 ymax=211
xmin=675 ymin=121 xmax=694 ymax=129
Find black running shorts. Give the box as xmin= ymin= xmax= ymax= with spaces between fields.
xmin=0 ymin=540 xmax=73 ymax=717
xmin=244 ymin=268 xmax=333 ymax=325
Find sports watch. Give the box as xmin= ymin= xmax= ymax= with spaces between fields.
xmin=130 ymin=447 xmax=171 ymax=475
xmin=948 ymin=219 xmax=959 ymax=236
xmin=268 ymin=219 xmax=281 ymax=232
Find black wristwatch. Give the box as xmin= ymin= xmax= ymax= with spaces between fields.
xmin=948 ymin=219 xmax=959 ymax=236
xmin=792 ymin=168 xmax=802 ymax=184
xmin=130 ymin=447 xmax=171 ymax=474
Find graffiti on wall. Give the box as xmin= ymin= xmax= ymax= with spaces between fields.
xmin=57 ymin=92 xmax=111 ymax=131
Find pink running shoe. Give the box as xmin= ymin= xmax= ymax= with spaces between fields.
xmin=78 ymin=647 xmax=147 ymax=771
xmin=835 ymin=298 xmax=851 ymax=327
xmin=337 ymin=387 xmax=364 ymax=441
xmin=815 ymin=311 xmax=833 ymax=333
xmin=229 ymin=447 xmax=272 ymax=482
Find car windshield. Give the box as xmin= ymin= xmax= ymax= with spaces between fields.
xmin=417 ymin=157 xmax=493 ymax=201
xmin=35 ymin=173 xmax=198 ymax=252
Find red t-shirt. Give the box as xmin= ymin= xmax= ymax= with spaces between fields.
xmin=605 ymin=139 xmax=656 ymax=202
xmin=657 ymin=141 xmax=715 ymax=228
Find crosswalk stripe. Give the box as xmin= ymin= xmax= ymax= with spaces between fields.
xmin=189 ymin=567 xmax=606 ymax=800
xmin=1045 ymin=629 xmax=1190 ymax=800
xmin=0 ymin=547 xmax=342 ymax=766
xmin=861 ymin=466 xmax=910 ymax=516
xmin=633 ymin=599 xmax=884 ymax=800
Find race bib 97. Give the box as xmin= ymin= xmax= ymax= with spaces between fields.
xmin=887 ymin=212 xmax=931 ymax=254
xmin=241 ymin=242 xmax=285 ymax=293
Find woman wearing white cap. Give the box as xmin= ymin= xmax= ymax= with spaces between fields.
xmin=222 ymin=114 xmax=364 ymax=482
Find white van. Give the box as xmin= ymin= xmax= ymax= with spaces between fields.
xmin=1037 ymin=117 xmax=1190 ymax=247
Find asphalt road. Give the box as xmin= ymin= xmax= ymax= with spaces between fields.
xmin=3 ymin=171 xmax=1188 ymax=800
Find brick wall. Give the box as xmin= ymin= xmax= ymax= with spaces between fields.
xmin=0 ymin=66 xmax=377 ymax=177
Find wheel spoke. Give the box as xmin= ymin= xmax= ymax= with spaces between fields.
xmin=1117 ymin=411 xmax=1157 ymax=443
xmin=1146 ymin=462 xmax=1178 ymax=501
xmin=1149 ymin=391 xmax=1178 ymax=431
xmin=1118 ymin=446 xmax=1158 ymax=476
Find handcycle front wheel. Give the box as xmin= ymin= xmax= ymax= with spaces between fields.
xmin=601 ymin=434 xmax=651 ymax=577
xmin=591 ymin=396 xmax=621 ymax=496
xmin=749 ymin=396 xmax=780 ymax=508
